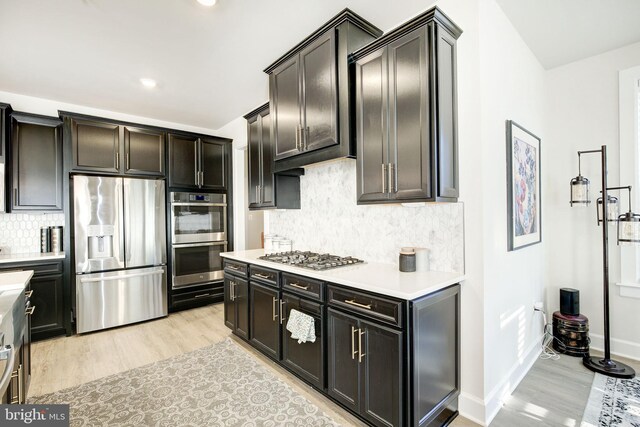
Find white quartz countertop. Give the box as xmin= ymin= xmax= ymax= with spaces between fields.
xmin=221 ymin=249 xmax=465 ymax=300
xmin=0 ymin=252 xmax=65 ymax=265
xmin=0 ymin=270 xmax=33 ymax=327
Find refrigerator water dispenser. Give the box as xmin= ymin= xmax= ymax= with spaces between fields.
xmin=87 ymin=224 xmax=115 ymax=259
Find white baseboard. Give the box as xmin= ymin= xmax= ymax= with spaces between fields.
xmin=459 ymin=392 xmax=487 ymax=426
xmin=483 ymin=334 xmax=543 ymax=425
xmin=589 ymin=334 xmax=640 ymax=361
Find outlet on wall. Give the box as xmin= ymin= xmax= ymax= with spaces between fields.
xmin=533 ymin=301 xmax=544 ymax=311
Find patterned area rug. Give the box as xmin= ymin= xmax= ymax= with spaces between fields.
xmin=31 ymin=338 xmax=340 ymax=426
xmin=581 ymin=373 xmax=640 ymax=427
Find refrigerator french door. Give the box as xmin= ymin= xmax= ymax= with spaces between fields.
xmin=73 ymin=176 xmax=168 ymax=334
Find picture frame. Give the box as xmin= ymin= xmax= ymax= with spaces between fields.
xmin=506 ymin=120 xmax=541 ymax=251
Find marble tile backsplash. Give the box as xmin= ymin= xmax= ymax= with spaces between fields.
xmin=267 ymin=159 xmax=464 ymax=273
xmin=0 ymin=213 xmax=65 ymax=254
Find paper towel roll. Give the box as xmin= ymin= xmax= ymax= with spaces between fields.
xmin=414 ymin=247 xmax=430 ymax=272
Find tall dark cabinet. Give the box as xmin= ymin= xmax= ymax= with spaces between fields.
xmin=9 ymin=112 xmax=63 ymax=211
xmin=353 ymin=7 xmax=462 ymax=204
xmin=264 ymin=9 xmax=382 ymax=172
xmin=0 ymin=103 xmax=11 ymax=212
xmin=244 ymin=103 xmax=301 ymax=210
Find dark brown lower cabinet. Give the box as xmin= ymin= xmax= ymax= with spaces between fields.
xmin=30 ymin=275 xmax=65 ymax=340
xmin=249 ymin=281 xmax=280 ymax=359
xmin=327 ymin=308 xmax=403 ymax=427
xmin=223 ymin=276 xmax=248 ymax=340
xmin=280 ymin=292 xmax=324 ymax=389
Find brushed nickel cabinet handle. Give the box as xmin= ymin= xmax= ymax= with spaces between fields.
xmin=25 ymin=290 xmax=33 ymax=298
xmin=227 ymin=265 xmax=240 ymax=271
xmin=258 ymin=185 xmax=262 ymax=204
xmin=304 ymin=126 xmax=309 ymax=151
xmin=230 ymin=281 xmax=236 ymax=301
xmin=345 ymin=299 xmax=372 ymax=310
xmin=289 ymin=282 xmax=309 ymax=291
xmin=351 ymin=326 xmax=358 ymax=360
xmin=388 ymin=163 xmax=393 ymax=194
xmin=14 ymin=188 xmax=17 ymax=204
xmin=195 ymin=169 xmax=199 ymax=187
xmin=381 ymin=163 xmax=387 ymax=193
xmin=26 ymin=306 xmax=35 ymax=315
xmin=200 ymin=171 xmax=204 ymax=187
xmin=272 ymin=297 xmax=278 ymax=321
xmin=393 ymin=163 xmax=398 ymax=193
xmin=279 ymin=300 xmax=286 ymax=325
xmin=126 ymin=152 xmax=130 ymax=170
xmin=358 ymin=329 xmax=366 ymax=363
xmin=295 ymin=125 xmax=300 ymax=151
xmin=194 ymin=293 xmax=211 ymax=298
xmin=10 ymin=369 xmax=19 ymax=404
xmin=254 ymin=273 xmax=270 ymax=279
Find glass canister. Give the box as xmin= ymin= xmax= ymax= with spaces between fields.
xmin=279 ymin=239 xmax=293 ymax=252
xmin=264 ymin=234 xmax=277 ymax=253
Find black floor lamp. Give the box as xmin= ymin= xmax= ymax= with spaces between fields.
xmin=569 ymin=145 xmax=636 ymax=379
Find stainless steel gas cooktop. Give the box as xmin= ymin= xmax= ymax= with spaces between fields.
xmin=259 ymin=251 xmax=364 ymax=271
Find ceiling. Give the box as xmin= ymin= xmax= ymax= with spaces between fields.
xmin=2 ymin=1 xmax=640 ymax=131
xmin=495 ymin=0 xmax=640 ymax=70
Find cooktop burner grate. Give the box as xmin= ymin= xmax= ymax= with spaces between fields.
xmin=259 ymin=251 xmax=364 ymax=271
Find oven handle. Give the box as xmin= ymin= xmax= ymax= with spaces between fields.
xmin=172 ymin=242 xmax=228 ymax=248
xmin=171 ymin=203 xmax=227 ymax=207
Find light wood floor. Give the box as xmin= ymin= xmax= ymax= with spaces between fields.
xmin=30 ymin=304 xmax=639 ymax=426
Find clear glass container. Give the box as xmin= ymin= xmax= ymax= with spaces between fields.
xmin=264 ymin=234 xmax=277 ymax=253
xmin=618 ymin=213 xmax=640 ymax=244
xmin=570 ymin=176 xmax=590 ymax=206
xmin=597 ymin=195 xmax=619 ymax=224
xmin=279 ymin=239 xmax=292 ymax=252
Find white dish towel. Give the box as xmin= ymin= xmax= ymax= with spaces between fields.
xmin=286 ymin=309 xmax=316 ymax=344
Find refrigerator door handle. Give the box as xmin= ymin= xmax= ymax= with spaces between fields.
xmin=79 ymin=268 xmax=164 ymax=283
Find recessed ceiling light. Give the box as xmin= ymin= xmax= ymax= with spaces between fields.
xmin=140 ymin=78 xmax=157 ymax=88
xmin=197 ymin=0 xmax=216 ymax=6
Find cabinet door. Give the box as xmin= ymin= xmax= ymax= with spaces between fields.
xmin=271 ymin=56 xmax=301 ymax=160
xmin=224 ymin=276 xmax=236 ymax=331
xmin=234 ymin=277 xmax=249 ymax=340
xmin=124 ymin=126 xmax=165 ymax=176
xmin=247 ymin=115 xmax=261 ymax=208
xmin=360 ymin=319 xmax=403 ymax=427
xmin=30 ymin=275 xmax=65 ymax=340
xmin=71 ymin=118 xmax=120 ymax=173
xmin=11 ymin=114 xmax=63 ymax=211
xmin=388 ymin=28 xmax=432 ymax=200
xmin=249 ymin=282 xmax=280 ymax=360
xmin=355 ymin=48 xmax=389 ymax=203
xmin=281 ymin=293 xmax=324 ymax=389
xmin=260 ymin=111 xmax=275 ymax=207
xmin=435 ymin=25 xmax=459 ymax=200
xmin=200 ymin=137 xmax=226 ymax=190
xmin=327 ymin=308 xmax=360 ymax=413
xmin=168 ymin=133 xmax=198 ymax=188
xmin=300 ymin=30 xmax=338 ymax=152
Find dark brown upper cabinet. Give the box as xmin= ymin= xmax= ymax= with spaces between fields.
xmin=168 ymin=132 xmax=230 ymax=190
xmin=0 ymin=103 xmax=10 ymax=213
xmin=353 ymin=7 xmax=462 ymax=204
xmin=244 ymin=103 xmax=301 ymax=210
xmin=10 ymin=112 xmax=63 ymax=211
xmin=123 ymin=126 xmax=165 ymax=176
xmin=67 ymin=114 xmax=165 ymax=177
xmin=264 ymin=9 xmax=382 ymax=173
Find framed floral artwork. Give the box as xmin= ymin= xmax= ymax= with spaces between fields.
xmin=506 ymin=120 xmax=541 ymax=251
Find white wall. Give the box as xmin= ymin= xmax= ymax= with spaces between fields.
xmin=545 ymin=41 xmax=640 ymax=360
xmin=215 ymin=116 xmax=249 ymax=251
xmin=477 ymin=1 xmax=547 ymax=422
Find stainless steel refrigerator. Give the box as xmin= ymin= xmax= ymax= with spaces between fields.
xmin=73 ymin=175 xmax=167 ymax=333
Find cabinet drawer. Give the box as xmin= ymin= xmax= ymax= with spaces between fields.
xmin=172 ymin=284 xmax=223 ymax=306
xmin=224 ymin=260 xmax=248 ymax=278
xmin=0 ymin=261 xmax=63 ymax=277
xmin=249 ymin=265 xmax=279 ymax=287
xmin=327 ymin=285 xmax=403 ymax=328
xmin=282 ymin=273 xmax=324 ymax=302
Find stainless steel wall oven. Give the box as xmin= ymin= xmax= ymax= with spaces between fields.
xmin=170 ymin=192 xmax=227 ymax=289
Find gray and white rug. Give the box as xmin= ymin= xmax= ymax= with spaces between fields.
xmin=31 ymin=338 xmax=340 ymax=426
xmin=581 ymin=373 xmax=640 ymax=427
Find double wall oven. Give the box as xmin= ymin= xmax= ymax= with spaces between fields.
xmin=171 ymin=192 xmax=227 ymax=289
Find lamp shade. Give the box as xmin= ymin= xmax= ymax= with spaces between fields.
xmin=570 ymin=176 xmax=590 ymax=206
xmin=597 ymin=195 xmax=619 ymax=224
xmin=617 ymin=212 xmax=640 ymax=244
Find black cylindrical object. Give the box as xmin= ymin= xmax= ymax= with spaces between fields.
xmin=560 ymin=288 xmax=580 ymax=316
xmin=40 ymin=227 xmax=51 ymax=253
xmin=552 ymin=311 xmax=589 ymax=357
